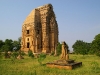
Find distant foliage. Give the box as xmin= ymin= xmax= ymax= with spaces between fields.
xmin=0 ymin=40 xmax=4 ymax=51
xmin=90 ymin=34 xmax=100 ymax=56
xmin=0 ymin=37 xmax=21 ymax=52
xmin=72 ymin=40 xmax=91 ymax=55
xmin=4 ymin=39 xmax=13 ymax=51
xmin=72 ymin=34 xmax=100 ymax=57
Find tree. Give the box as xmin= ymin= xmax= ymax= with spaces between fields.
xmin=11 ymin=51 xmax=18 ymax=59
xmin=4 ymin=39 xmax=13 ymax=51
xmin=0 ymin=40 xmax=4 ymax=51
xmin=90 ymin=34 xmax=100 ymax=56
xmin=72 ymin=40 xmax=91 ymax=55
xmin=12 ymin=37 xmax=21 ymax=51
xmin=1 ymin=45 xmax=10 ymax=51
xmin=1 ymin=45 xmax=10 ymax=58
xmin=72 ymin=40 xmax=83 ymax=54
xmin=13 ymin=40 xmax=20 ymax=51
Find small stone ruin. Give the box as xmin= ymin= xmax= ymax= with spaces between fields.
xmin=46 ymin=41 xmax=82 ymax=70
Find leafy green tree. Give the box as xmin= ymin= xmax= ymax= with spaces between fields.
xmin=0 ymin=40 xmax=4 ymax=51
xmin=72 ymin=40 xmax=83 ymax=54
xmin=1 ymin=45 xmax=10 ymax=58
xmin=72 ymin=40 xmax=91 ymax=55
xmin=13 ymin=40 xmax=20 ymax=51
xmin=1 ymin=45 xmax=10 ymax=51
xmin=0 ymin=37 xmax=21 ymax=52
xmin=11 ymin=51 xmax=18 ymax=59
xmin=4 ymin=39 xmax=13 ymax=51
xmin=12 ymin=37 xmax=21 ymax=51
xmin=0 ymin=40 xmax=4 ymax=48
xmin=90 ymin=34 xmax=100 ymax=56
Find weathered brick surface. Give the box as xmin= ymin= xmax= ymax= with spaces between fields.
xmin=21 ymin=4 xmax=58 ymax=53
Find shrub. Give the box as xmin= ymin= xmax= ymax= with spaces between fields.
xmin=11 ymin=51 xmax=18 ymax=59
xmin=28 ymin=50 xmax=34 ymax=58
xmin=21 ymin=51 xmax=26 ymax=56
xmin=4 ymin=50 xmax=10 ymax=58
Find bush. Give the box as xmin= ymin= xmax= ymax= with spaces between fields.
xmin=11 ymin=51 xmax=18 ymax=59
xmin=21 ymin=51 xmax=26 ymax=56
xmin=28 ymin=50 xmax=34 ymax=58
xmin=38 ymin=53 xmax=46 ymax=65
xmin=18 ymin=50 xmax=25 ymax=56
xmin=4 ymin=51 xmax=11 ymax=58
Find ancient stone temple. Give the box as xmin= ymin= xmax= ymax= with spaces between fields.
xmin=21 ymin=4 xmax=59 ymax=53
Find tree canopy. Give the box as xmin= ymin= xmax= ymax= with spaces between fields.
xmin=0 ymin=37 xmax=21 ymax=52
xmin=72 ymin=33 xmax=100 ymax=56
xmin=90 ymin=34 xmax=100 ymax=56
xmin=72 ymin=40 xmax=91 ymax=55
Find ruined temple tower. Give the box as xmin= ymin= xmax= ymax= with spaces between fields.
xmin=21 ymin=4 xmax=58 ymax=53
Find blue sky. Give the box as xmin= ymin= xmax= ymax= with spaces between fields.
xmin=0 ymin=0 xmax=100 ymax=50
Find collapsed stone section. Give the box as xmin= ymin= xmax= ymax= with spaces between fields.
xmin=21 ymin=4 xmax=59 ymax=53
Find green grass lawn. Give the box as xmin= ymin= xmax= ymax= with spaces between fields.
xmin=0 ymin=54 xmax=100 ymax=75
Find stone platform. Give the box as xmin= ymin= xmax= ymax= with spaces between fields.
xmin=46 ymin=41 xmax=82 ymax=70
xmin=46 ymin=59 xmax=82 ymax=70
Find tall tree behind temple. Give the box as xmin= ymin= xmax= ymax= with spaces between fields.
xmin=90 ymin=34 xmax=100 ymax=56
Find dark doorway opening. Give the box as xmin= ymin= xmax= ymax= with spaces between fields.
xmin=27 ymin=30 xmax=29 ymax=34
xmin=27 ymin=42 xmax=30 ymax=48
